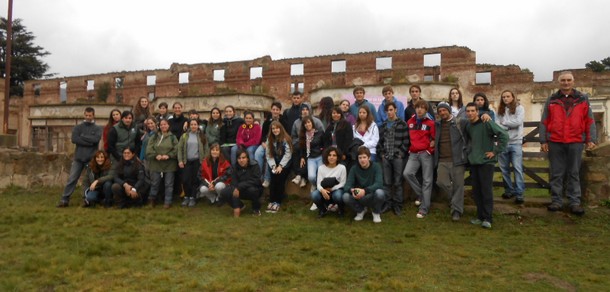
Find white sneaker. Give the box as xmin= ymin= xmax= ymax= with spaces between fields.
xmin=299 ymin=179 xmax=307 ymax=188
xmin=291 ymin=175 xmax=302 ymax=185
xmin=372 ymin=213 xmax=382 ymax=223
xmin=310 ymin=202 xmax=318 ymax=211
xmin=262 ymin=180 xmax=270 ymax=188
xmin=354 ymin=208 xmax=367 ymax=221
xmin=414 ymin=200 xmax=421 ymax=207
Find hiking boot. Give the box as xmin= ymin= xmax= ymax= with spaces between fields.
xmin=451 ymin=211 xmax=461 ymax=221
xmin=570 ymin=205 xmax=585 ymax=216
xmin=514 ymin=197 xmax=525 ymax=205
xmin=188 ymin=197 xmax=197 ymax=208
xmin=392 ymin=206 xmax=402 ymax=216
xmin=502 ymin=193 xmax=515 ymax=200
xmin=547 ymin=202 xmax=562 ymax=212
xmin=354 ymin=208 xmax=367 ymax=221
xmin=481 ymin=220 xmax=492 ymax=229
xmin=372 ymin=213 xmax=382 ymax=223
xmin=56 ymin=201 xmax=69 ymax=208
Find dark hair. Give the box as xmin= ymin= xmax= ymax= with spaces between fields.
xmin=465 ymin=102 xmax=478 ymax=110
xmin=322 ymin=146 xmax=342 ymax=165
xmin=498 ymin=90 xmax=517 ymax=115
xmin=357 ymin=146 xmax=371 ymax=157
xmin=409 ymin=84 xmax=422 ymax=93
xmin=384 ymin=101 xmax=397 ymax=112
xmin=188 ymin=118 xmax=207 ymax=144
xmin=271 ymin=101 xmax=282 ymax=110
xmin=121 ymin=111 xmax=134 ymax=119
xmin=292 ymin=91 xmax=302 ymax=96
xmin=317 ymin=96 xmax=334 ymax=126
xmin=355 ymin=105 xmax=373 ymax=131
xmin=106 ymin=109 xmax=121 ymax=128
xmin=235 ymin=148 xmax=250 ymax=166
xmin=243 ymin=110 xmax=254 ymax=119
xmin=382 ymin=85 xmax=393 ymax=95
xmin=188 ymin=109 xmax=198 ymax=116
xmin=414 ymin=99 xmax=429 ymax=110
xmin=85 ymin=107 xmax=95 ymax=114
xmin=209 ymin=107 xmax=223 ymax=127
xmin=299 ymin=116 xmax=315 ymax=149
xmin=133 ymin=97 xmax=151 ymax=118
xmin=267 ymin=121 xmax=292 ymax=159
xmin=353 ymin=86 xmax=365 ymax=95
xmin=473 ymin=93 xmax=490 ymax=110
xmin=330 ymin=106 xmax=348 ymax=131
xmin=158 ymin=102 xmax=168 ymax=109
xmin=117 ymin=147 xmax=141 ymax=176
xmin=449 ymin=88 xmax=463 ymax=109
xmin=89 ymin=150 xmax=111 ymax=173
xmin=206 ymin=143 xmax=228 ymax=165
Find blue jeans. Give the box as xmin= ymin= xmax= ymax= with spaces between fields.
xmin=311 ymin=188 xmax=343 ymax=209
xmin=342 ymin=189 xmax=385 ymax=214
xmin=231 ymin=145 xmax=258 ymax=167
xmin=150 ymin=171 xmax=175 ymax=205
xmin=403 ymin=152 xmax=434 ymax=214
xmin=84 ymin=181 xmax=113 ymax=204
xmin=254 ymin=144 xmax=271 ymax=182
xmin=498 ymin=143 xmax=525 ymax=198
xmin=60 ymin=160 xmax=88 ymax=203
xmin=307 ymin=156 xmax=323 ymax=186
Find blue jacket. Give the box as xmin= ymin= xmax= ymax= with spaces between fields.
xmin=376 ymin=97 xmax=405 ymax=126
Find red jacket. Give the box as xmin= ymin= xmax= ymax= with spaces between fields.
xmin=407 ymin=113 xmax=436 ymax=154
xmin=540 ymin=89 xmax=596 ymax=144
xmin=236 ymin=123 xmax=262 ymax=148
xmin=200 ymin=157 xmax=232 ymax=184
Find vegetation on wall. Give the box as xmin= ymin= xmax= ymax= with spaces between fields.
xmin=586 ymin=57 xmax=610 ymax=72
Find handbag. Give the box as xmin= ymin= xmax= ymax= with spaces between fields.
xmin=320 ymin=177 xmax=339 ymax=189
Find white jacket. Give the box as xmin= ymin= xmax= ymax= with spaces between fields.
xmin=497 ymin=105 xmax=524 ymax=145
xmin=353 ymin=123 xmax=379 ymax=154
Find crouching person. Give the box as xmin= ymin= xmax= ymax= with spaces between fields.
xmin=111 ymin=147 xmax=146 ymax=208
xmin=199 ymin=143 xmax=232 ymax=204
xmin=342 ymin=146 xmax=385 ymax=223
xmin=220 ymin=149 xmax=263 ymax=217
xmin=82 ymin=150 xmax=114 ymax=207
xmin=311 ymin=147 xmax=347 ymax=218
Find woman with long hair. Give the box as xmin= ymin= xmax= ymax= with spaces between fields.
xmin=353 ymin=105 xmax=379 ymax=161
xmin=205 ymin=107 xmax=223 ymax=146
xmin=449 ymin=88 xmax=465 ymax=118
xmin=139 ymin=118 xmax=157 ymax=161
xmin=220 ymin=149 xmax=263 ymax=217
xmin=296 ymin=116 xmax=324 ymax=191
xmin=219 ymin=105 xmax=245 ymax=165
xmin=111 ymin=147 xmax=146 ymax=208
xmin=102 ymin=109 xmax=121 ymax=152
xmin=497 ymin=90 xmax=525 ymax=204
xmin=177 ymin=119 xmax=209 ymax=207
xmin=322 ymin=106 xmax=354 ymax=163
xmin=265 ymin=121 xmax=292 ymax=213
xmin=199 ymin=143 xmax=232 ymax=204
xmin=82 ymin=150 xmax=114 ymax=207
xmin=317 ymin=96 xmax=335 ymax=129
xmin=311 ymin=147 xmax=347 ymax=218
xmin=146 ymin=119 xmax=179 ymax=209
xmin=339 ymin=99 xmax=356 ymax=125
xmin=133 ymin=96 xmax=152 ymax=131
xmin=473 ymin=92 xmax=496 ymax=121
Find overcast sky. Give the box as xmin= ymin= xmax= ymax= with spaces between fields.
xmin=2 ymin=0 xmax=608 ymax=81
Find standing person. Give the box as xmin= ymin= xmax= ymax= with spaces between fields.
xmin=219 ymin=105 xmax=244 ymax=166
xmin=290 ymin=103 xmax=324 ymax=144
xmin=473 ymin=93 xmax=496 ymax=121
xmin=322 ymin=106 xmax=354 ymax=164
xmin=449 ymin=88 xmax=465 ymax=119
xmin=206 ymin=107 xmax=223 ymax=147
xmin=339 ymin=99 xmax=357 ymax=126
xmin=353 ymin=105 xmax=379 ymax=161
xmin=342 ymin=146 xmax=385 ymax=223
xmin=111 ymin=147 xmax=146 ymax=209
xmin=377 ymin=102 xmax=409 ymax=216
xmin=186 ymin=109 xmax=207 ymax=132
xmin=177 ymin=119 xmax=208 ymax=207
xmin=265 ymin=121 xmax=293 ymax=213
xmin=349 ymin=86 xmax=377 ymax=121
xmin=317 ymin=96 xmax=335 ymax=129
xmin=312 ymin=147 xmax=347 ymax=218
xmin=57 ymin=107 xmax=102 ymax=207
xmin=403 ymin=100 xmax=436 ymax=219
xmin=199 ymin=143 xmax=232 ymax=204
xmin=168 ymin=102 xmax=188 ymax=197
xmin=133 ymin=96 xmax=152 ymax=131
xmin=434 ymin=102 xmax=469 ymax=221
xmin=376 ymin=85 xmax=405 ymax=126
xmin=102 ymin=109 xmax=121 ymax=152
xmin=297 ymin=116 xmax=324 ymax=191
xmin=497 ymin=90 xmax=526 ymax=204
xmin=107 ymin=111 xmax=141 ymax=164
xmin=139 ymin=118 xmax=157 ymax=161
xmin=255 ymin=102 xmax=283 ymax=187
xmin=404 ymin=84 xmax=435 ymax=121
xmin=155 ymin=102 xmax=170 ymax=123
xmin=465 ymin=102 xmax=508 ymax=228
xmin=280 ymin=91 xmax=304 ymax=136
xmin=146 ymin=119 xmax=179 ymax=209
xmin=540 ymin=71 xmax=596 ymax=215
xmin=82 ymin=150 xmax=114 ymax=208
xmin=233 ymin=111 xmax=262 ymax=165
xmin=220 ymin=149 xmax=263 ymax=217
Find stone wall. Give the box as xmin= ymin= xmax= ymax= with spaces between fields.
xmin=583 ymin=142 xmax=610 ymax=204
xmin=0 ymin=149 xmax=71 ymax=188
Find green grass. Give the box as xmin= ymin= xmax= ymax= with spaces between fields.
xmin=1 ymin=185 xmax=609 ymax=291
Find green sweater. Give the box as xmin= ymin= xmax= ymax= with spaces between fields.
xmin=465 ymin=119 xmax=508 ymax=165
xmin=344 ymin=161 xmax=383 ymax=195
xmin=145 ymin=132 xmax=178 ymax=172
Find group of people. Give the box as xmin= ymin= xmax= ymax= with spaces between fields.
xmin=56 ymin=71 xmax=596 ymax=227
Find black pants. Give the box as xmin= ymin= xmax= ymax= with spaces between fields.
xmin=269 ymin=169 xmax=289 ymax=204
xmin=182 ymin=160 xmax=201 ymax=197
xmin=471 ymin=164 xmax=494 ymax=222
xmin=221 ymin=185 xmax=262 ymax=212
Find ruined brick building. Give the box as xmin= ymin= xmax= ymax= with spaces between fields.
xmin=4 ymin=45 xmax=609 ymax=152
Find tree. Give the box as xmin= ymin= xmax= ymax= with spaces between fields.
xmin=0 ymin=18 xmax=52 ymax=97
xmin=586 ymin=57 xmax=610 ymax=72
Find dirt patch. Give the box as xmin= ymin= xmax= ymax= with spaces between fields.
xmin=523 ymin=272 xmax=577 ymax=291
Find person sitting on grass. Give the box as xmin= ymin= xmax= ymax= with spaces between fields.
xmin=342 ymin=146 xmax=385 ymax=223
xmin=82 ymin=150 xmax=114 ymax=208
xmin=311 ymin=147 xmax=347 ymax=218
xmin=220 ymin=149 xmax=263 ymax=217
xmin=199 ymin=143 xmax=232 ymax=204
xmin=111 ymin=147 xmax=146 ymax=209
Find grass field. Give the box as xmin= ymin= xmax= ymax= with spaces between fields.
xmin=1 ymin=184 xmax=609 ymax=291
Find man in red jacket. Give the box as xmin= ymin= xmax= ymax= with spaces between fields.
xmin=540 ymin=71 xmax=596 ymax=215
